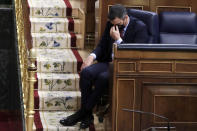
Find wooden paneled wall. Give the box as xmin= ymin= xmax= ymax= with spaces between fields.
xmin=97 ymin=0 xmax=197 ymax=40
xmin=85 ymin=0 xmax=96 ymax=33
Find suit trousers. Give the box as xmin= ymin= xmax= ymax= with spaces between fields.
xmin=80 ymin=62 xmax=110 ymax=111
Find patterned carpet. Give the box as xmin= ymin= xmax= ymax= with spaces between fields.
xmin=27 ymin=0 xmax=106 ymax=130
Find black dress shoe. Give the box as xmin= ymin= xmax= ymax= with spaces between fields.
xmin=80 ymin=114 xmax=94 ymax=129
xmin=59 ymin=109 xmax=85 ymax=126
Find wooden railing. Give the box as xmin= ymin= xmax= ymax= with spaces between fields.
xmin=14 ymin=0 xmax=36 ymax=130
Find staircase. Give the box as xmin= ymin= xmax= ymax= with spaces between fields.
xmin=26 ymin=0 xmax=105 ymax=130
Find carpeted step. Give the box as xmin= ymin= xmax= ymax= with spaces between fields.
xmin=33 ymin=111 xmax=105 ymax=131
xmin=30 ymin=17 xmax=83 ymax=34
xmin=32 ymin=33 xmax=83 ymax=49
xmin=35 ymin=73 xmax=79 ymax=91
xmin=34 ymin=90 xmax=81 ymax=111
xmin=27 ymin=0 xmax=108 ymax=130
xmin=35 ymin=49 xmax=82 ymax=73
xmin=28 ymin=0 xmax=79 ymax=18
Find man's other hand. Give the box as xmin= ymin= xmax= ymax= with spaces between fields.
xmin=80 ymin=55 xmax=94 ymax=71
xmin=110 ymin=25 xmax=121 ymax=41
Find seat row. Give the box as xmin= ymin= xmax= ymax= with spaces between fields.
xmin=128 ymin=9 xmax=197 ymax=44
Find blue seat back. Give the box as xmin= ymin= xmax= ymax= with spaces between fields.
xmin=159 ymin=12 xmax=197 ymax=44
xmin=127 ymin=9 xmax=159 ymax=43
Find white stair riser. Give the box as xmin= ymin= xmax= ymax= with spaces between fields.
xmin=32 ymin=33 xmax=84 ymax=49
xmin=36 ymin=91 xmax=81 ymax=111
xmin=30 ymin=18 xmax=83 ymax=34
xmin=28 ymin=0 xmax=80 ymax=18
xmin=30 ymin=7 xmax=79 ymax=18
xmin=30 ymin=7 xmax=67 ymax=18
xmin=31 ymin=19 xmax=68 ymax=33
xmin=37 ymin=73 xmax=79 ymax=91
xmin=37 ymin=61 xmax=77 ymax=73
xmin=33 ymin=33 xmax=71 ymax=48
xmin=35 ymin=49 xmax=80 ymax=73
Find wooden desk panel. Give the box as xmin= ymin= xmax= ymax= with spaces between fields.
xmin=116 ymin=79 xmax=135 ymax=131
xmin=113 ymin=45 xmax=197 ymax=131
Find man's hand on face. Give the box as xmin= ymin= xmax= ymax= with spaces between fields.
xmin=80 ymin=55 xmax=94 ymax=71
xmin=110 ymin=25 xmax=121 ymax=41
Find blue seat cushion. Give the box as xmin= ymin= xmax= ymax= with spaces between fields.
xmin=160 ymin=33 xmax=197 ymax=44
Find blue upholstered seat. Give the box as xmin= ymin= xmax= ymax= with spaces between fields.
xmin=159 ymin=12 xmax=197 ymax=44
xmin=127 ymin=9 xmax=159 ymax=43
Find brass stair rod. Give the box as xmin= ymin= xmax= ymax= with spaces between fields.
xmin=26 ymin=49 xmax=37 ymax=131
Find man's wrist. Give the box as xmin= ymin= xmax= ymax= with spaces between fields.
xmin=90 ymin=53 xmax=96 ymax=60
xmin=115 ymin=38 xmax=123 ymax=44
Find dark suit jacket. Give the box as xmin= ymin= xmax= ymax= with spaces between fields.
xmin=92 ymin=16 xmax=149 ymax=62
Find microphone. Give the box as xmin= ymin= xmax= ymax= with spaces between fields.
xmin=122 ymin=108 xmax=170 ymax=131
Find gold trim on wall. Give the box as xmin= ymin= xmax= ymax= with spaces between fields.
xmin=156 ymin=6 xmax=192 ymax=14
xmin=108 ymin=4 xmax=144 ymax=13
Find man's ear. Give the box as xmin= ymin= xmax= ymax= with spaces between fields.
xmin=124 ymin=15 xmax=129 ymax=20
xmin=124 ymin=15 xmax=129 ymax=25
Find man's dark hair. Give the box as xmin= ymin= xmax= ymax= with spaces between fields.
xmin=108 ymin=4 xmax=127 ymax=21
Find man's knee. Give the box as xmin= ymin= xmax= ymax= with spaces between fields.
xmin=97 ymin=72 xmax=109 ymax=84
xmin=80 ymin=67 xmax=93 ymax=79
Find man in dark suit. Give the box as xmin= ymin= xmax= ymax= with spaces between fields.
xmin=60 ymin=4 xmax=149 ymax=129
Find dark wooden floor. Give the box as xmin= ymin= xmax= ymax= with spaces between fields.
xmin=0 ymin=110 xmax=23 ymax=131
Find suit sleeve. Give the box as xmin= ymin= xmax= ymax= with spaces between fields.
xmin=120 ymin=19 xmax=149 ymax=44
xmin=92 ymin=22 xmax=111 ymax=61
